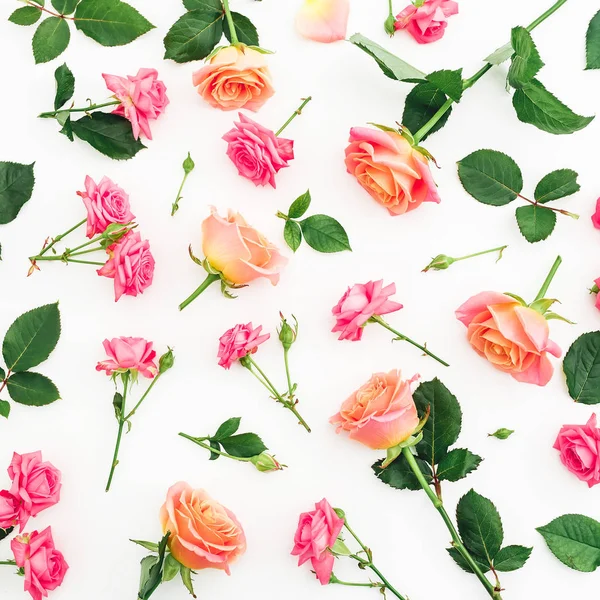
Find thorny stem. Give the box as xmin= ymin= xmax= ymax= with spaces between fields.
xmin=124 ymin=374 xmax=162 ymax=421
xmin=534 ymin=255 xmax=562 ymax=302
xmin=38 ymin=101 xmax=121 ymax=119
xmin=36 ymin=219 xmax=86 ymax=258
xmin=275 ymin=97 xmax=313 ymax=136
xmin=105 ymin=373 xmax=130 ymax=492
xmin=178 ymin=433 xmax=253 ymax=462
xmin=518 ymin=193 xmax=579 ymax=219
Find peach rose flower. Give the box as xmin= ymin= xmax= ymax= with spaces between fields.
xmin=330 ymin=370 xmax=419 ymax=449
xmin=456 ymin=292 xmax=562 ymax=386
xmin=159 ymin=482 xmax=246 ymax=572
xmin=192 ymin=46 xmax=275 ymax=112
xmin=295 ymin=0 xmax=349 ymax=43
xmin=345 ymin=126 xmax=440 ymax=215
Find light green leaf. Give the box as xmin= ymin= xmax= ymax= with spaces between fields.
xmin=494 ymin=545 xmax=532 ymax=572
xmin=0 ymin=400 xmax=10 ymax=419
xmin=54 ymin=63 xmax=75 ymax=110
xmin=300 ymin=215 xmax=351 ymax=253
xmin=331 ymin=537 xmax=352 ymax=556
xmin=426 ymin=69 xmax=463 ymax=102
xmin=488 ymin=428 xmax=514 ymax=440
xmin=508 ymin=27 xmax=544 ymax=89
xmin=212 ymin=417 xmax=241 ymax=441
xmin=283 ymin=220 xmax=302 ymax=253
xmin=372 ymin=455 xmax=432 ymax=491
xmin=288 ymin=190 xmax=311 ymax=219
xmin=586 ymin=10 xmax=600 ymax=70
xmin=403 ymin=82 xmax=451 ymax=141
xmin=130 ymin=540 xmax=160 ymax=552
xmin=484 ymin=42 xmax=513 ymax=65
xmin=223 ymin=12 xmax=259 ymax=46
xmin=32 ymin=17 xmax=70 ymax=64
xmin=163 ymin=9 xmax=223 ymax=63
xmin=563 ymin=332 xmax=600 ymax=404
xmin=180 ymin=566 xmax=196 ymax=597
xmin=9 ymin=6 xmax=42 ymax=26
xmin=51 ymin=0 xmax=78 ymax=15
xmin=534 ymin=169 xmax=579 ymax=203
xmin=162 ymin=554 xmax=181 ymax=582
xmin=515 ymin=205 xmax=556 ymax=243
xmin=437 ymin=448 xmax=482 ymax=482
xmin=7 ymin=372 xmax=60 ymax=407
xmin=0 ymin=161 xmax=35 ymax=225
xmin=220 ymin=433 xmax=267 ymax=458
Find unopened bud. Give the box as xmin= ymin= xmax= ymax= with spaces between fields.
xmin=384 ymin=14 xmax=396 ymax=36
xmin=103 ymin=223 xmax=130 ymax=241
xmin=250 ymin=452 xmax=284 ymax=473
xmin=278 ymin=313 xmax=298 ymax=350
xmin=423 ymin=254 xmax=455 ymax=272
xmin=159 ymin=348 xmax=175 ymax=374
xmin=183 ymin=152 xmax=195 ymax=175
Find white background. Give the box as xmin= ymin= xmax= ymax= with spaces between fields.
xmin=1 ymin=0 xmax=600 ymax=599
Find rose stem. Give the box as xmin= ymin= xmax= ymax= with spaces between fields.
xmin=0 ymin=560 xmax=16 ymax=566
xmin=178 ymin=273 xmax=221 ymax=311
xmin=368 ymin=315 xmax=450 ymax=367
xmin=38 ymin=100 xmax=121 ymax=119
xmin=330 ymin=574 xmax=382 ymax=588
xmin=124 ymin=374 xmax=162 ymax=421
xmin=221 ymin=0 xmax=239 ymax=45
xmin=171 ymin=157 xmax=192 ymax=217
xmin=283 ymin=348 xmax=294 ymax=399
xmin=178 ymin=433 xmax=253 ymax=463
xmin=34 ymin=219 xmax=86 ymax=258
xmin=455 ymin=245 xmax=507 ymax=262
xmin=275 ymin=97 xmax=313 ymax=136
xmin=386 ymin=0 xmax=394 ymax=24
xmin=105 ymin=373 xmax=130 ymax=492
xmin=401 ymin=447 xmax=502 ymax=599
xmin=533 ymin=255 xmax=562 ymax=302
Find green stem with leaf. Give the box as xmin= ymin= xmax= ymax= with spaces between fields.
xmin=124 ymin=374 xmax=162 ymax=421
xmin=24 ymin=0 xmax=75 ymax=20
xmin=518 ymin=193 xmax=579 ymax=219
xmin=275 ymin=97 xmax=313 ymax=137
xmin=534 ymin=255 xmax=562 ymax=302
xmin=179 ymin=273 xmax=221 ymax=311
xmin=35 ymin=219 xmax=86 ymax=258
xmin=178 ymin=433 xmax=253 ymax=462
xmin=39 ymin=100 xmax=121 ymax=119
xmin=105 ymin=373 xmax=130 ymax=492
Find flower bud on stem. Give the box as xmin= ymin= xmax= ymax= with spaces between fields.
xmin=171 ymin=153 xmax=195 ymax=216
xmin=423 ymin=245 xmax=507 ymax=272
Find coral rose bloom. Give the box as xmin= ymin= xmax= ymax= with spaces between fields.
xmin=456 ymin=292 xmax=562 ymax=386
xmin=192 ymin=46 xmax=275 ymax=112
xmin=345 ymin=127 xmax=440 ymax=215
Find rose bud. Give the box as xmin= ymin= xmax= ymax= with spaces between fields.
xmin=250 ymin=452 xmax=285 ymax=473
xmin=423 ymin=254 xmax=455 ymax=272
xmin=159 ymin=348 xmax=175 ymax=374
xmin=278 ymin=313 xmax=298 ymax=351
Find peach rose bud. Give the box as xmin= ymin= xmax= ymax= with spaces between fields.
xmin=295 ymin=0 xmax=349 ymax=43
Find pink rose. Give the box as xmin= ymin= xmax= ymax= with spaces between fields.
xmin=330 ymin=370 xmax=419 ymax=449
xmin=218 ymin=323 xmax=270 ymax=369
xmin=295 ymin=0 xmax=349 ymax=43
xmin=8 ymin=452 xmax=61 ymax=532
xmin=77 ymin=175 xmax=135 ymax=239
xmin=332 ymin=280 xmax=403 ymax=341
xmin=291 ymin=498 xmax=344 ymax=585
xmin=592 ymin=197 xmax=600 ymax=229
xmin=223 ymin=113 xmax=294 ymax=188
xmin=97 ymin=231 xmax=155 ymax=302
xmin=11 ymin=527 xmax=68 ymax=600
xmin=345 ymin=127 xmax=440 ymax=215
xmin=394 ymin=0 xmax=459 ymax=44
xmin=594 ymin=277 xmax=600 ymax=310
xmin=96 ymin=337 xmax=157 ymax=379
xmin=553 ymin=414 xmax=600 ymax=487
xmin=0 ymin=490 xmax=19 ymax=530
xmin=456 ymin=292 xmax=562 ymax=386
xmin=103 ymin=68 xmax=169 ymax=140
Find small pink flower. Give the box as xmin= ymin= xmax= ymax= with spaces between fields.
xmin=0 ymin=490 xmax=19 ymax=530
xmin=96 ymin=337 xmax=157 ymax=379
xmin=295 ymin=0 xmax=349 ymax=43
xmin=291 ymin=498 xmax=344 ymax=585
xmin=8 ymin=452 xmax=61 ymax=533
xmin=594 ymin=277 xmax=600 ymax=311
xmin=97 ymin=231 xmax=155 ymax=302
xmin=77 ymin=175 xmax=135 ymax=239
xmin=554 ymin=414 xmax=600 ymax=487
xmin=394 ymin=0 xmax=458 ymax=44
xmin=218 ymin=323 xmax=270 ymax=369
xmin=592 ymin=197 xmax=600 ymax=229
xmin=223 ymin=113 xmax=294 ymax=188
xmin=11 ymin=527 xmax=68 ymax=600
xmin=102 ymin=68 xmax=169 ymax=140
xmin=332 ymin=280 xmax=403 ymax=341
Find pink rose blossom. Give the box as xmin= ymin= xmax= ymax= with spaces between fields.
xmin=554 ymin=414 xmax=600 ymax=487
xmin=8 ymin=452 xmax=61 ymax=533
xmin=291 ymin=498 xmax=344 ymax=585
xmin=223 ymin=113 xmax=294 ymax=188
xmin=394 ymin=0 xmax=458 ymax=44
xmin=77 ymin=175 xmax=135 ymax=238
xmin=0 ymin=490 xmax=19 ymax=530
xmin=332 ymin=280 xmax=403 ymax=341
xmin=594 ymin=277 xmax=600 ymax=311
xmin=97 ymin=231 xmax=155 ymax=302
xmin=592 ymin=197 xmax=600 ymax=229
xmin=102 ymin=68 xmax=169 ymax=140
xmin=218 ymin=323 xmax=270 ymax=369
xmin=11 ymin=527 xmax=68 ymax=600
xmin=96 ymin=337 xmax=157 ymax=379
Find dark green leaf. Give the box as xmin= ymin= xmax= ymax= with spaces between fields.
xmin=508 ymin=27 xmax=544 ymax=89
xmin=515 ymin=205 xmax=556 ymax=243
xmin=403 ymin=82 xmax=451 ymax=141
xmin=457 ymin=149 xmax=523 ymax=206
xmin=413 ymin=378 xmax=462 ymax=465
xmin=2 ymin=303 xmax=60 ymax=371
xmin=586 ymin=10 xmax=600 ymax=70
xmin=212 ymin=417 xmax=241 ymax=441
xmin=7 ymin=372 xmax=60 ymax=407
xmin=0 ymin=400 xmax=10 ymax=419
xmin=32 ymin=17 xmax=70 ymax=64
xmin=372 ymin=455 xmax=432 ymax=491
xmin=183 ymin=0 xmax=222 ymax=10
xmin=300 ymin=215 xmax=351 ymax=253
xmin=180 ymin=566 xmax=196 ymax=598
xmin=494 ymin=545 xmax=532 ymax=572
xmin=163 ymin=9 xmax=224 ymax=63
xmin=113 ymin=392 xmax=123 ymax=419
xmin=162 ymin=554 xmax=181 ymax=582
xmin=223 ymin=12 xmax=259 ymax=46
xmin=563 ymin=332 xmax=600 ymax=404
xmin=0 ymin=527 xmax=14 ymax=542
xmin=71 ymin=113 xmax=145 ymax=160
xmin=9 ymin=6 xmax=42 ymax=26
xmin=447 ymin=547 xmax=490 ymax=574
xmin=488 ymin=428 xmax=514 ymax=440
xmin=437 ymin=448 xmax=482 ymax=482
xmin=54 ymin=63 xmax=75 ymax=110
xmin=138 ymin=533 xmax=169 ymax=600
xmin=74 ymin=0 xmax=154 ymax=46
xmin=51 ymin=0 xmax=78 ymax=15
xmin=60 ymin=116 xmax=74 ymax=141
xmin=283 ymin=220 xmax=302 ymax=252
xmin=220 ymin=433 xmax=267 ymax=458
xmin=456 ymin=490 xmax=503 ymax=561
xmin=288 ymin=190 xmax=311 ymax=219
xmin=0 ymin=161 xmax=35 ymax=225
xmin=0 ymin=367 xmax=4 ymax=381
xmin=534 ymin=169 xmax=579 ymax=203
xmin=130 ymin=539 xmax=159 ymax=552
xmin=426 ymin=69 xmax=463 ymax=102
xmin=209 ymin=440 xmax=221 ymax=461
xmin=513 ymin=79 xmax=594 ymax=135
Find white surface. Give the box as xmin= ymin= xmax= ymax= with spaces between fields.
xmin=1 ymin=1 xmax=600 ymax=599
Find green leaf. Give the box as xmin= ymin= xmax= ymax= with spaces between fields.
xmin=0 ymin=527 xmax=14 ymax=542
xmin=537 ymin=514 xmax=600 ymax=572
xmin=162 ymin=554 xmax=181 ymax=582
xmin=299 ymin=215 xmax=351 ymax=253
xmin=507 ymin=27 xmax=544 ymax=89
xmin=0 ymin=400 xmax=10 ymax=419
xmin=403 ymin=82 xmax=451 ymax=141
xmin=208 ymin=440 xmax=221 ymax=461
xmin=288 ymin=190 xmax=311 ymax=219
xmin=484 ymin=41 xmax=513 ymax=65
xmin=446 ymin=547 xmax=490 ymax=574
xmin=0 ymin=367 xmax=4 ymax=381
xmin=112 ymin=392 xmax=123 ymax=420
xmin=0 ymin=161 xmax=35 ymax=225
xmin=493 ymin=545 xmax=532 ymax=572
xmin=413 ymin=378 xmax=462 ymax=465
xmin=426 ymin=69 xmax=463 ymax=102
xmin=220 ymin=433 xmax=267 ymax=458
xmin=130 ymin=539 xmax=159 ymax=552
xmin=437 ymin=448 xmax=482 ymax=482
xmin=180 ymin=566 xmax=196 ymax=598
xmin=51 ymin=0 xmax=79 ymax=15
xmin=183 ymin=0 xmax=222 ymax=9
xmin=283 ymin=220 xmax=302 ymax=253
xmin=513 ymin=79 xmax=594 ymax=135
xmin=563 ymin=332 xmax=600 ymax=404
xmin=71 ymin=113 xmax=145 ymax=160
xmin=7 ymin=372 xmax=60 ymax=407
xmin=488 ymin=428 xmax=514 ymax=440
xmin=223 ymin=12 xmax=259 ymax=46
xmin=515 ymin=205 xmax=556 ymax=243
xmin=534 ymin=169 xmax=579 ymax=203
xmin=212 ymin=417 xmax=241 ymax=441
xmin=2 ymin=303 xmax=60 ymax=371
xmin=74 ymin=0 xmax=154 ymax=46
xmin=32 ymin=17 xmax=70 ymax=64
xmin=456 ymin=490 xmax=503 ymax=561
xmin=138 ymin=533 xmax=169 ymax=600
xmin=9 ymin=7 xmax=42 ymax=26
xmin=372 ymin=455 xmax=432 ymax=491
xmin=586 ymin=10 xmax=600 ymax=70
xmin=457 ymin=149 xmax=523 ymax=206
xmin=163 ymin=9 xmax=224 ymax=63
xmin=349 ymin=33 xmax=426 ymax=82
xmin=331 ymin=538 xmax=352 ymax=556
xmin=53 ymin=63 xmax=75 ymax=110
xmin=60 ymin=116 xmax=74 ymax=141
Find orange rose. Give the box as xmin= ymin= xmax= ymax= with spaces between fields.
xmin=159 ymin=482 xmax=246 ymax=572
xmin=192 ymin=46 xmax=275 ymax=111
